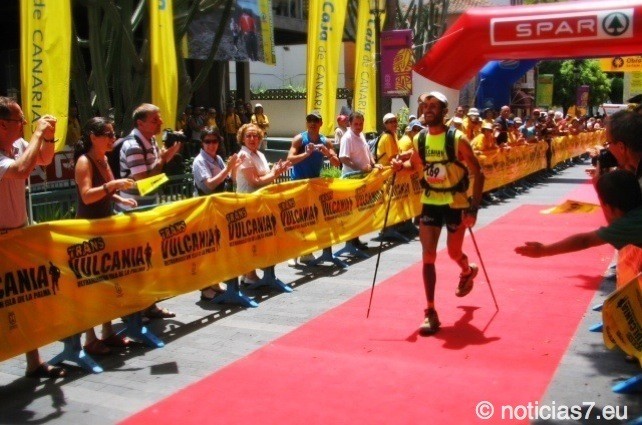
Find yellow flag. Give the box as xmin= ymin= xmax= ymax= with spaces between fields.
xmin=137 ymin=173 xmax=169 ymax=196
xmin=306 ymin=0 xmax=348 ymax=135
xmin=540 ymin=200 xmax=601 ymax=214
xmin=20 ymin=0 xmax=71 ymax=152
xmin=150 ymin=0 xmax=178 ymax=131
xmin=259 ymin=0 xmax=276 ymax=65
xmin=354 ymin=0 xmax=378 ymax=134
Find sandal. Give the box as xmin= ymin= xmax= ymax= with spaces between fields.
xmin=102 ymin=333 xmax=130 ymax=348
xmin=143 ymin=306 xmax=176 ymax=319
xmin=25 ymin=362 xmax=66 ymax=379
xmin=83 ymin=339 xmax=111 ymax=355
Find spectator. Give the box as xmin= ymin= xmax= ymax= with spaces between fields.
xmin=118 ymin=103 xmax=181 ymax=320
xmin=470 ymin=122 xmax=498 ymax=154
xmin=465 ymin=107 xmax=482 ymax=140
xmin=251 ymin=103 xmax=270 ymax=151
xmin=236 ymin=123 xmax=291 ymax=283
xmin=73 ymin=117 xmax=137 ymax=355
xmin=286 ymin=111 xmax=341 ymax=265
xmin=339 ymin=111 xmax=381 ymax=250
xmin=375 ymin=113 xmax=400 ymax=166
xmin=206 ymin=107 xmax=219 ymax=130
xmin=515 ymin=169 xmax=642 ymax=261
xmin=0 ymin=96 xmax=64 ymax=378
xmin=334 ymin=114 xmax=349 ymax=145
xmin=397 ymin=91 xmax=484 ymax=336
xmin=494 ymin=105 xmax=511 ymax=145
xmin=520 ymin=116 xmax=537 ymax=143
xmin=398 ymin=119 xmax=424 ymax=159
xmin=192 ymin=127 xmax=243 ymax=299
xmin=224 ymin=105 xmax=242 ymax=156
xmin=604 ymin=110 xmax=642 ymax=184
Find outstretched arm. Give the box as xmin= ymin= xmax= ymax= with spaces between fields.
xmin=515 ymin=230 xmax=606 ymax=258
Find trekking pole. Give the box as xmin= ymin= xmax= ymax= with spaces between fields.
xmin=468 ymin=227 xmax=499 ymax=311
xmin=366 ymin=171 xmax=397 ymax=318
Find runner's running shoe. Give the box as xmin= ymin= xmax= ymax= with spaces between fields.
xmin=419 ymin=308 xmax=440 ymax=336
xmin=456 ymin=264 xmax=478 ymax=297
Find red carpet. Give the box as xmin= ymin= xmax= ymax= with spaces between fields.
xmin=122 ymin=197 xmax=613 ymax=424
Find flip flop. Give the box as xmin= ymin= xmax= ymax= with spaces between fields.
xmin=25 ymin=362 xmax=66 ymax=379
xmin=144 ymin=306 xmax=176 ymax=319
xmin=83 ymin=339 xmax=111 ymax=355
xmin=102 ymin=334 xmax=130 ymax=348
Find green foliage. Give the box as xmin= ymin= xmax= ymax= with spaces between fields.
xmin=538 ymin=60 xmax=611 ymax=112
xmin=320 ymin=166 xmax=342 ymax=179
xmin=610 ymin=76 xmax=624 ymax=104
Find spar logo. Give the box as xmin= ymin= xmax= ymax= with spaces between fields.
xmin=159 ymin=220 xmax=221 ymax=266
xmin=355 ymin=185 xmax=384 ymax=212
xmin=491 ymin=8 xmax=633 ymax=45
xmin=278 ymin=198 xmax=319 ymax=232
xmin=226 ymin=207 xmax=277 ymax=247
xmin=319 ymin=191 xmax=354 ymax=220
xmin=67 ymin=237 xmax=149 ymax=288
xmin=0 ymin=262 xmax=60 ymax=309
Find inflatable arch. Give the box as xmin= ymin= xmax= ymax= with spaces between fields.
xmin=414 ymin=0 xmax=642 ymax=93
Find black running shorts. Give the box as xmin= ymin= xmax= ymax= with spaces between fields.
xmin=419 ymin=204 xmax=464 ymax=232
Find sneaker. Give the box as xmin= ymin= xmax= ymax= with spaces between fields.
xmin=456 ymin=264 xmax=478 ymax=297
xmin=419 ymin=308 xmax=440 ymax=336
xmin=299 ymin=253 xmax=315 ymax=263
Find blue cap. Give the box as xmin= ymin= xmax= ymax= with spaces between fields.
xmin=408 ymin=119 xmax=425 ymax=130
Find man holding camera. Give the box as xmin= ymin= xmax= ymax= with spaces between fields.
xmin=117 ymin=103 xmax=182 ymax=210
xmin=286 ymin=111 xmax=341 ymax=265
xmin=117 ymin=103 xmax=182 ymax=319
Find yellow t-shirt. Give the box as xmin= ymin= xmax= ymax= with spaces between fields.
xmin=413 ymin=129 xmax=469 ymax=208
xmin=397 ymin=134 xmax=414 ymax=153
xmin=375 ymin=132 xmax=399 ymax=166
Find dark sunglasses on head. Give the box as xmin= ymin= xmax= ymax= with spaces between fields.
xmin=203 ymin=138 xmax=220 ymax=144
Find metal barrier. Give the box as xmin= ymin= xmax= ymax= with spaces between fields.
xmin=29 ymin=174 xmax=196 ymax=223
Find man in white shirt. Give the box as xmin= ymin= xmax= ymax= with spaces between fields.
xmin=339 ymin=111 xmax=376 ymax=177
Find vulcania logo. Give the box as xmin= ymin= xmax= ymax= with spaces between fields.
xmin=491 ymin=9 xmax=633 ymax=45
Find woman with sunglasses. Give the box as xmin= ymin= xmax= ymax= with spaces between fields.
xmin=192 ymin=127 xmax=243 ymax=300
xmin=236 ymin=123 xmax=291 ymax=284
xmin=73 ymin=117 xmax=137 ymax=355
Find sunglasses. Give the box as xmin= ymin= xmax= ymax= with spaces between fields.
xmin=203 ymin=138 xmax=220 ymax=144
xmin=97 ymin=131 xmax=116 ymax=138
xmin=244 ymin=133 xmax=260 ymax=138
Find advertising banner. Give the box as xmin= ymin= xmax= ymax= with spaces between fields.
xmin=380 ymin=30 xmax=413 ymax=97
xmin=187 ymin=0 xmax=275 ymax=64
xmin=306 ymin=0 xmax=348 ymax=135
xmin=536 ymin=74 xmax=554 ymax=108
xmin=603 ymin=275 xmax=642 ymax=367
xmin=599 ymin=56 xmax=642 ymax=72
xmin=0 ymin=169 xmax=424 ymax=361
xmin=150 ymin=0 xmax=178 ymax=130
xmin=354 ymin=0 xmax=378 ymax=133
xmin=20 ymin=0 xmax=71 ymax=152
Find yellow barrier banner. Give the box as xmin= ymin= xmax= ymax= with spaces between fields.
xmin=354 ymin=0 xmax=378 ymax=133
xmin=0 ymin=169 xmax=425 ymax=361
xmin=20 ymin=0 xmax=71 ymax=152
xmin=540 ymin=200 xmax=601 ymax=215
xmin=150 ymin=0 xmax=178 ymax=130
xmin=306 ymin=0 xmax=348 ymax=135
xmin=603 ymin=275 xmax=642 ymax=366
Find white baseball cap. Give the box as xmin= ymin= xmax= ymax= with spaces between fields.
xmin=425 ymin=91 xmax=448 ymax=107
xmin=383 ymin=113 xmax=397 ymax=124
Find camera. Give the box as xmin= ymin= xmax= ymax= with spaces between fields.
xmin=592 ymin=148 xmax=618 ymax=169
xmin=162 ymin=128 xmax=187 ymax=147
